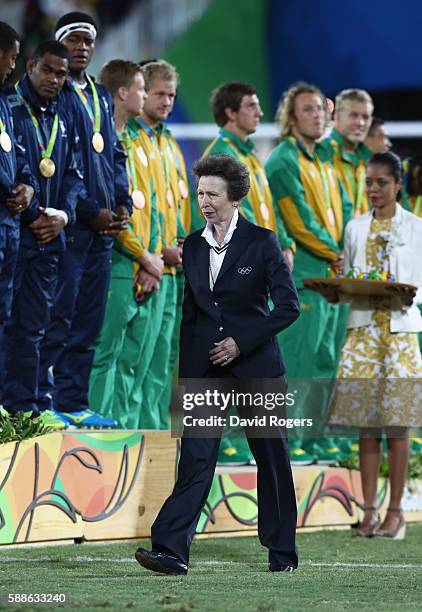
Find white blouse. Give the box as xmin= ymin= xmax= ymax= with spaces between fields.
xmin=343 ymin=204 xmax=422 ymax=332
xmin=201 ymin=208 xmax=238 ymax=290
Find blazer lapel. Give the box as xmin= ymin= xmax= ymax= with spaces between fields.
xmin=194 ymin=233 xmax=214 ymax=295
xmin=214 ymin=215 xmax=252 ymax=285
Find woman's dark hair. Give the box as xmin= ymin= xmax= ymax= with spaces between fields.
xmin=367 ymin=151 xmax=403 ymax=201
xmin=192 ymin=154 xmax=250 ymax=201
xmin=367 ymin=151 xmax=402 ymax=182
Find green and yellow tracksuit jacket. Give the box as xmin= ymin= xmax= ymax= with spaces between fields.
xmin=265 ymin=136 xmax=353 ymax=288
xmin=165 ymin=131 xmax=191 ymax=236
xmin=154 ymin=122 xmax=188 ymax=275
xmin=402 ymin=191 xmax=422 ymax=217
xmin=112 ymin=119 xmax=162 ymax=279
xmin=320 ymin=128 xmax=372 ymax=217
xmin=125 ymin=117 xmax=185 ymax=276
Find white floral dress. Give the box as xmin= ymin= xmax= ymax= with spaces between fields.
xmin=328 ymin=217 xmax=422 ymax=427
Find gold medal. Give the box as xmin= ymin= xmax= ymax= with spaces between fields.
xmin=39 ymin=158 xmax=56 ymax=178
xmin=327 ymin=207 xmax=336 ymax=226
xmin=137 ymin=146 xmax=148 ymax=167
xmin=0 ymin=131 xmax=12 ymax=153
xmin=260 ymin=202 xmax=270 ymax=222
xmin=132 ymin=190 xmax=145 ymax=210
xmin=167 ymin=189 xmax=174 ymax=207
xmin=92 ymin=132 xmax=104 ymax=153
xmin=178 ymin=179 xmax=188 ymax=199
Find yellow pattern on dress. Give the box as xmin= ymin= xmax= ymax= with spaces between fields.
xmin=328 ymin=217 xmax=422 ymax=427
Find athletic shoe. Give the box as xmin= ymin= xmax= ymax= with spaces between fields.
xmin=312 ymin=443 xmax=344 ymax=465
xmin=54 ymin=409 xmax=117 ymax=429
xmin=39 ymin=409 xmax=69 ymax=430
xmin=289 ymin=447 xmax=315 ymax=466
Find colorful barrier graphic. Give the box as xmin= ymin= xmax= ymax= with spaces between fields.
xmin=0 ymin=432 xmax=420 ymax=546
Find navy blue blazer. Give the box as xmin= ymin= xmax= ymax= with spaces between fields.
xmin=179 ymin=214 xmax=300 ymax=378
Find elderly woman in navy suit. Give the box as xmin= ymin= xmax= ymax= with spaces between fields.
xmin=135 ymin=154 xmax=300 ymax=575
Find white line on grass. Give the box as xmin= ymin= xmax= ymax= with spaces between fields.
xmin=0 ymin=557 xmax=421 ymax=570
xmin=302 ymin=561 xmax=422 ymax=569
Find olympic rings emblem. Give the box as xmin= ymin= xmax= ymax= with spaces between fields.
xmin=238 ymin=266 xmax=252 ymax=275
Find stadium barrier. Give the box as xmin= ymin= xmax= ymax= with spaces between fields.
xmin=1 ymin=431 xmax=421 ymax=546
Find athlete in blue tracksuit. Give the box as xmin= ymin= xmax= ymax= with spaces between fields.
xmin=0 ymin=94 xmax=38 ymax=346
xmin=3 ymin=41 xmax=84 ymax=416
xmin=37 ymin=12 xmax=132 ymax=428
xmin=0 ymin=21 xmax=38 ymax=393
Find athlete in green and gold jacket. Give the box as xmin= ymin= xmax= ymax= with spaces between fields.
xmin=320 ymin=128 xmax=372 ymax=217
xmin=265 ymin=84 xmax=353 ymax=464
xmin=265 ymin=136 xmax=352 ymax=289
xmin=320 ymin=89 xmax=374 ymax=217
xmin=89 ymin=63 xmax=163 ymax=427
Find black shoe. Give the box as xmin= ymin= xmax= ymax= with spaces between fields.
xmin=269 ymin=564 xmax=296 ymax=573
xmin=135 ymin=548 xmax=188 ymax=576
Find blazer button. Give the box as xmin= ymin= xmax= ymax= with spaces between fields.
xmin=219 ymin=326 xmax=223 ymax=332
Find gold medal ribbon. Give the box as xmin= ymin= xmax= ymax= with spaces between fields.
xmin=119 ymin=129 xmax=145 ymax=211
xmin=344 ymin=160 xmax=366 ymax=212
xmin=159 ymin=134 xmax=174 ymax=207
xmin=67 ymin=74 xmax=101 ymax=134
xmin=316 ymin=158 xmax=335 ymax=225
xmin=119 ymin=129 xmax=139 ymax=192
xmin=67 ymin=74 xmax=102 ymax=153
xmin=15 ymin=85 xmax=58 ymax=170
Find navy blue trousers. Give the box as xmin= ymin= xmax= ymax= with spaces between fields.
xmin=3 ymin=245 xmax=59 ymax=413
xmin=152 ymin=434 xmax=298 ymax=567
xmin=0 ymin=224 xmax=19 ymax=399
xmin=151 ymin=376 xmax=298 ymax=568
xmin=38 ymin=226 xmax=112 ymax=412
xmin=0 ymin=224 xmax=19 ymax=325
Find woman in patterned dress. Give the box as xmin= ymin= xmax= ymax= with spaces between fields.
xmin=321 ymin=152 xmax=422 ymax=539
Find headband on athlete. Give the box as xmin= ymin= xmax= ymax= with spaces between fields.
xmin=55 ymin=22 xmax=97 ymax=42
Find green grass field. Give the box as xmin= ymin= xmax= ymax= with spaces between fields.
xmin=1 ymin=525 xmax=421 ymax=611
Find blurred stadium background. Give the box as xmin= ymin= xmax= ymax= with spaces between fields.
xmin=2 ymin=0 xmax=422 ymax=173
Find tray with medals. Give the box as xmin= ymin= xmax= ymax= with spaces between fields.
xmin=304 ymin=274 xmax=417 ymax=298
